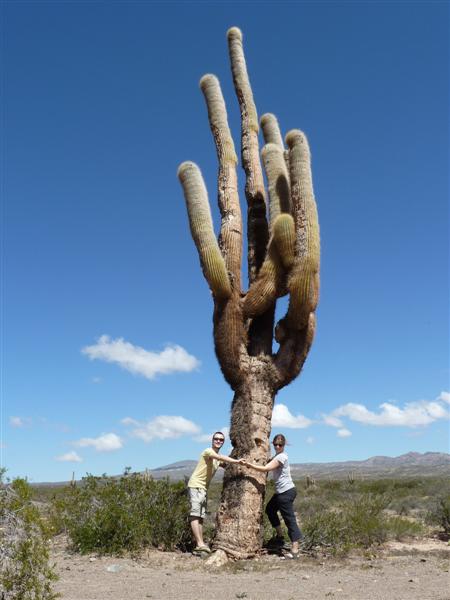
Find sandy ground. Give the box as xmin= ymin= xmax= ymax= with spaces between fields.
xmin=52 ymin=537 xmax=450 ymax=600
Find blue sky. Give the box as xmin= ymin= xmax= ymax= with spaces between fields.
xmin=3 ymin=1 xmax=449 ymax=482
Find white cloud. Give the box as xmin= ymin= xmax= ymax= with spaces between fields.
xmin=10 ymin=416 xmax=31 ymax=428
xmin=82 ymin=335 xmax=200 ymax=380
xmin=92 ymin=377 xmax=102 ymax=384
xmin=272 ymin=404 xmax=313 ymax=429
xmin=306 ymin=436 xmax=315 ymax=444
xmin=438 ymin=391 xmax=450 ymax=404
xmin=337 ymin=428 xmax=352 ymax=438
xmin=322 ymin=414 xmax=343 ymax=428
xmin=323 ymin=393 xmax=450 ymax=429
xmin=122 ymin=415 xmax=200 ymax=442
xmin=121 ymin=417 xmax=139 ymax=427
xmin=56 ymin=451 xmax=83 ymax=462
xmin=74 ymin=433 xmax=123 ymax=452
xmin=194 ymin=426 xmax=230 ymax=443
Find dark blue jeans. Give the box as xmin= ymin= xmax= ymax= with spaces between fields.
xmin=265 ymin=486 xmax=302 ymax=542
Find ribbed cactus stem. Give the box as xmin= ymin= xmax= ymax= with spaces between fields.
xmin=178 ymin=162 xmax=232 ymax=299
xmin=200 ymin=73 xmax=242 ymax=283
xmin=227 ymin=27 xmax=258 ymax=133
xmin=261 ymin=113 xmax=289 ymax=175
xmin=261 ymin=143 xmax=291 ymax=224
xmin=272 ymin=214 xmax=295 ymax=270
xmin=243 ymin=240 xmax=284 ymax=318
xmin=200 ymin=74 xmax=237 ymax=165
xmin=285 ymin=130 xmax=320 ymax=328
xmin=227 ymin=26 xmax=268 ymax=283
xmin=260 ymin=113 xmax=284 ymax=149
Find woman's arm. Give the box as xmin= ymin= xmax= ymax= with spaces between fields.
xmin=243 ymin=457 xmax=281 ymax=473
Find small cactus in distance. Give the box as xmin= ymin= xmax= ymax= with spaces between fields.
xmin=306 ymin=474 xmax=317 ymax=489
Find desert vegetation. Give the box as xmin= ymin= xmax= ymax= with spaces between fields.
xmin=4 ymin=469 xmax=449 ymax=599
xmin=40 ymin=473 xmax=450 ymax=556
xmin=0 ymin=469 xmax=58 ymax=600
xmin=50 ymin=472 xmax=191 ymax=554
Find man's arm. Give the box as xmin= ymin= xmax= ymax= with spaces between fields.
xmin=207 ymin=450 xmax=243 ymax=465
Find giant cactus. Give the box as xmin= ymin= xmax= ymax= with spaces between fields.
xmin=178 ymin=27 xmax=320 ymax=559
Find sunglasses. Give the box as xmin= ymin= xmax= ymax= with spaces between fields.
xmin=213 ymin=437 xmax=225 ymax=442
xmin=273 ymin=443 xmax=284 ymax=447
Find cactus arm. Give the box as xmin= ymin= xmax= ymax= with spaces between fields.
xmin=178 ymin=161 xmax=232 ymax=299
xmin=272 ymin=213 xmax=295 ymax=270
xmin=273 ymin=313 xmax=316 ymax=389
xmin=227 ymin=27 xmax=269 ymax=284
xmin=285 ymin=129 xmax=320 ymax=329
xmin=200 ymin=74 xmax=242 ymax=290
xmin=243 ymin=239 xmax=285 ymax=318
xmin=261 ymin=113 xmax=290 ymax=177
xmin=260 ymin=113 xmax=284 ymax=149
xmin=243 ymin=213 xmax=295 ymax=319
xmin=261 ymin=143 xmax=291 ymax=225
xmin=198 ymin=74 xmax=246 ymax=387
xmin=272 ymin=130 xmax=320 ymax=389
xmin=243 ymin=143 xmax=294 ymax=319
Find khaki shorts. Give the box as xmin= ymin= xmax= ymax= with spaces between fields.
xmin=189 ymin=487 xmax=207 ymax=518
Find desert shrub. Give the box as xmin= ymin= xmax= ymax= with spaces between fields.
xmin=344 ymin=493 xmax=391 ymax=546
xmin=52 ymin=473 xmax=191 ymax=554
xmin=301 ymin=494 xmax=393 ymax=554
xmin=385 ymin=516 xmax=424 ymax=540
xmin=426 ymin=496 xmax=450 ymax=536
xmin=0 ymin=470 xmax=58 ymax=600
xmin=388 ymin=494 xmax=422 ymax=515
xmin=302 ymin=508 xmax=350 ymax=553
xmin=358 ymin=479 xmax=393 ymax=495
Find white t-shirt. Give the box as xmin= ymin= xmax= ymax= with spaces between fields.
xmin=272 ymin=451 xmax=295 ymax=494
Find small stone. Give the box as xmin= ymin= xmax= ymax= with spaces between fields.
xmin=205 ymin=549 xmax=228 ymax=568
xmin=302 ymin=574 xmax=311 ymax=580
xmin=106 ymin=564 xmax=122 ymax=573
xmin=89 ymin=557 xmax=96 ymax=562
xmin=409 ymin=578 xmax=418 ymax=583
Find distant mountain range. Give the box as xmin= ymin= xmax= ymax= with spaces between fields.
xmin=146 ymin=451 xmax=450 ymax=481
xmin=32 ymin=452 xmax=450 ymax=488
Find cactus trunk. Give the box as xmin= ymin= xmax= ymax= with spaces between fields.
xmin=213 ymin=374 xmax=275 ymax=558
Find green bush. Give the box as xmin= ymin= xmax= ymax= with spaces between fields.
xmin=300 ymin=493 xmax=422 ymax=554
xmin=0 ymin=470 xmax=58 ymax=600
xmin=385 ymin=516 xmax=425 ymax=540
xmin=426 ymin=496 xmax=450 ymax=536
xmin=52 ymin=473 xmax=191 ymax=554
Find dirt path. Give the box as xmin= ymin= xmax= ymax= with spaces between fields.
xmin=52 ymin=539 xmax=450 ymax=600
